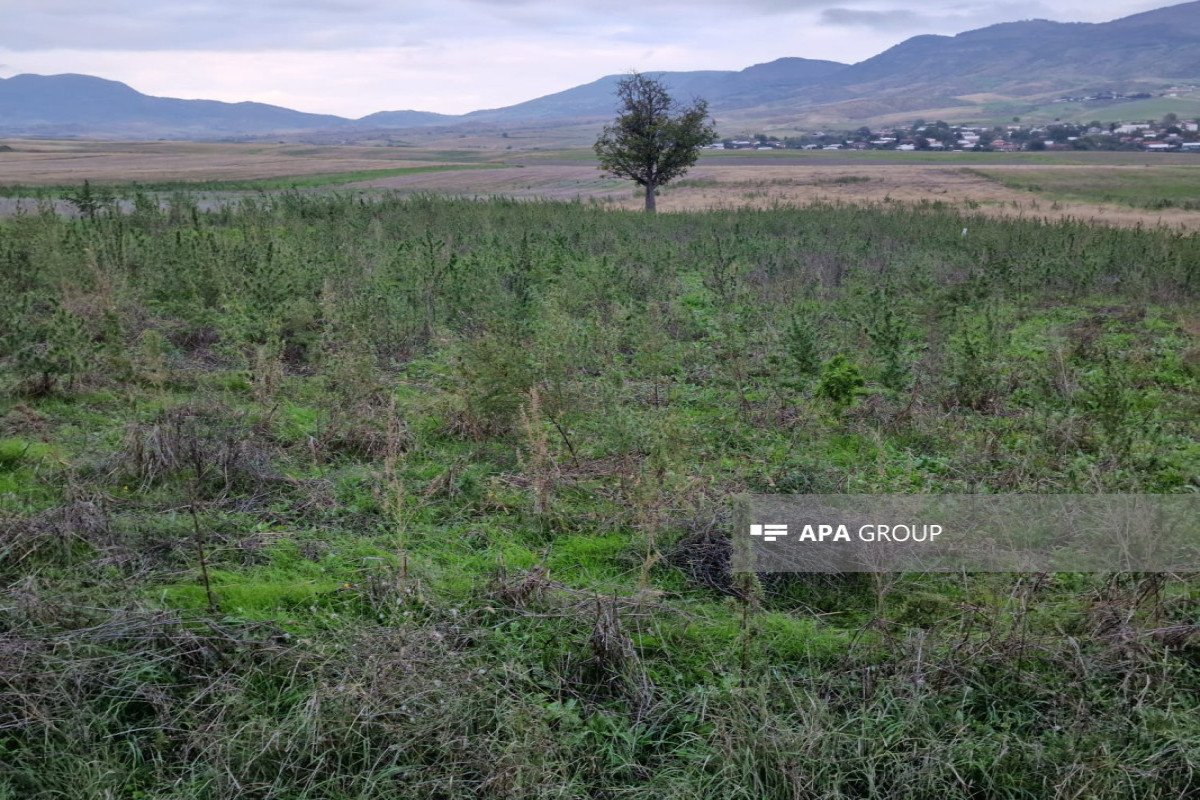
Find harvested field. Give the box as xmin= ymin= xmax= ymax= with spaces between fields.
xmin=0 ymin=140 xmax=476 ymax=186
xmin=653 ymin=164 xmax=1200 ymax=230
xmin=351 ymin=161 xmax=1200 ymax=231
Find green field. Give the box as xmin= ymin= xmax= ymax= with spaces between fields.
xmin=970 ymin=165 xmax=1200 ymax=209
xmin=1003 ymin=96 xmax=1200 ymax=127
xmin=0 ymin=163 xmax=508 ymax=197
xmin=1 ymin=193 xmax=1198 ymax=798
xmin=516 ymin=146 xmax=1197 ymax=166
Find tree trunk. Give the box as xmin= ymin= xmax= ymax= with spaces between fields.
xmin=644 ymin=180 xmax=657 ymax=213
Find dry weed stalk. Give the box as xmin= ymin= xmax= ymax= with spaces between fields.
xmin=251 ymin=338 xmax=286 ymax=408
xmin=136 ymin=329 xmax=171 ymax=391
xmin=588 ymin=596 xmax=654 ymax=714
xmin=636 ymin=485 xmax=662 ymax=593
xmin=380 ymin=396 xmax=410 ymax=580
xmin=517 ymin=385 xmax=557 ymax=514
xmin=60 ymin=247 xmax=119 ymax=325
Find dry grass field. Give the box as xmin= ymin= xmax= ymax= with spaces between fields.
xmin=351 ymin=161 xmax=1200 ymax=230
xmin=2 ymin=138 xmax=1199 ymax=231
xmin=0 ymin=139 xmax=469 ymax=185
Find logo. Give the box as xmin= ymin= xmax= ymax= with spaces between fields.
xmin=750 ymin=524 xmax=788 ymax=542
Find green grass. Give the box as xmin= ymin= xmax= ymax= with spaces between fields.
xmin=0 ymin=163 xmax=510 ymax=196
xmin=521 ymin=147 xmax=1131 ymax=165
xmin=694 ymin=148 xmax=1200 ymax=165
xmin=1009 ymin=95 xmax=1200 ymax=126
xmin=181 ymin=163 xmax=509 ymax=191
xmin=969 ymin=165 xmax=1200 ymax=209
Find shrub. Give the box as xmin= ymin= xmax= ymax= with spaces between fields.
xmin=816 ymin=354 xmax=867 ymax=412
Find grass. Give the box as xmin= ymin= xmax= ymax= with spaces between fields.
xmin=0 ymin=163 xmax=509 ymax=196
xmin=132 ymin=163 xmax=510 ymax=191
xmin=689 ymin=148 xmax=1200 ymax=166
xmin=969 ymin=165 xmax=1200 ymax=209
xmin=0 ymin=192 xmax=1198 ymax=798
xmin=511 ymin=147 xmax=1200 ymax=167
xmin=1008 ymin=95 xmax=1200 ymax=126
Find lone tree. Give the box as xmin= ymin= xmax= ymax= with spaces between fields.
xmin=594 ymin=72 xmax=717 ymax=212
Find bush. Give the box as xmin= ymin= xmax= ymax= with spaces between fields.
xmin=816 ymin=354 xmax=867 ymax=412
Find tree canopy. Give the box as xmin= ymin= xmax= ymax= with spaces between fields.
xmin=594 ymin=72 xmax=717 ymax=212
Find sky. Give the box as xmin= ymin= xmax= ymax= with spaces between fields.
xmin=0 ymin=0 xmax=1176 ymax=118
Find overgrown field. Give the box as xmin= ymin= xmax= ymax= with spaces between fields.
xmin=1 ymin=194 xmax=1198 ymax=799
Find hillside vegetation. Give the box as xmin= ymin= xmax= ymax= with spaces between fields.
xmin=1 ymin=194 xmax=1198 ymax=798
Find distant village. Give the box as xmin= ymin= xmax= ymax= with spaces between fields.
xmin=711 ymin=115 xmax=1200 ymax=153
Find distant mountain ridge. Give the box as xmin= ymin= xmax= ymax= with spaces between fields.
xmin=819 ymin=2 xmax=1200 ymax=98
xmin=0 ymin=73 xmax=349 ymax=137
xmin=458 ymin=58 xmax=848 ymax=123
xmin=2 ymin=0 xmax=1199 ymax=139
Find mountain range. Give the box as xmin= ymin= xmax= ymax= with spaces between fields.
xmin=2 ymin=0 xmax=1199 ymax=140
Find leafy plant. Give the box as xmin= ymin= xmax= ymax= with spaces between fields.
xmin=1077 ymin=347 xmax=1152 ymax=457
xmin=816 ymin=353 xmax=867 ymax=412
xmin=62 ymin=180 xmax=114 ymax=220
xmin=856 ymin=283 xmax=917 ymax=394
xmin=772 ymin=304 xmax=823 ymax=391
xmin=1 ymin=298 xmax=96 ymax=396
xmin=944 ymin=304 xmax=1011 ymax=411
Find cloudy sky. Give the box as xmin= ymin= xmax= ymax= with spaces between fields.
xmin=0 ymin=0 xmax=1173 ymax=118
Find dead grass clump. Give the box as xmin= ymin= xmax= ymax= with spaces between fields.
xmin=665 ymin=522 xmax=734 ymax=596
xmin=168 ymin=324 xmax=222 ymax=353
xmin=575 ymin=597 xmax=654 ymax=714
xmin=315 ymin=401 xmax=399 ymax=461
xmin=0 ymin=498 xmax=112 ymax=579
xmin=1078 ymin=575 xmax=1200 ymax=665
xmin=113 ymin=405 xmax=279 ymax=497
xmin=0 ymin=403 xmax=50 ymax=437
xmin=429 ymin=390 xmax=488 ymax=441
xmin=250 ymin=339 xmax=286 ymax=408
xmin=1146 ymin=624 xmax=1200 ymax=649
xmin=489 ymin=563 xmax=555 ymax=609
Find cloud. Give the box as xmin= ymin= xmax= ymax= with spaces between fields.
xmin=0 ymin=0 xmax=1164 ymax=115
xmin=0 ymin=0 xmax=854 ymax=52
xmin=819 ymin=1 xmax=1067 ymax=33
xmin=2 ymin=1 xmax=436 ymax=51
xmin=0 ymin=39 xmax=708 ymax=116
xmin=820 ymin=7 xmax=930 ymax=29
